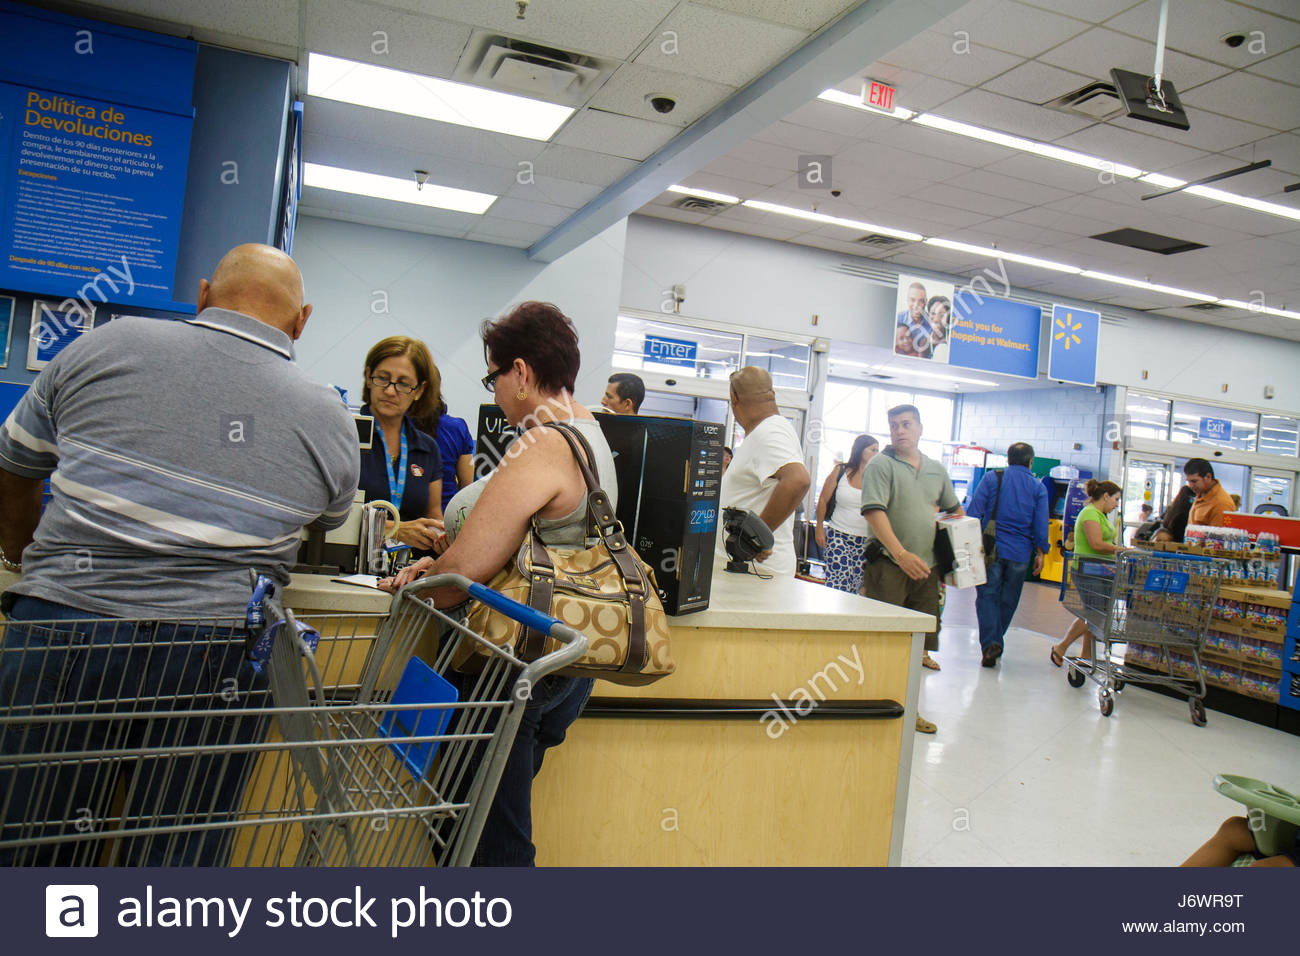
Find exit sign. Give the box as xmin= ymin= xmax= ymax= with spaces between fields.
xmin=864 ymin=79 xmax=897 ymax=113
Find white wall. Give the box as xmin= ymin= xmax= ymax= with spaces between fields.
xmin=956 ymin=386 xmax=1107 ymax=474
xmin=622 ymin=216 xmax=1300 ymax=416
xmin=621 ymin=216 xmax=896 ymax=347
xmin=291 ymin=216 xmax=627 ymax=422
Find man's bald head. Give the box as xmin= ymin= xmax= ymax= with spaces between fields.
xmin=729 ymin=365 xmax=778 ymax=430
xmin=197 ymin=244 xmax=311 ymax=339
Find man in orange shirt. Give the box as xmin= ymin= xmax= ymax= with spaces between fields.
xmin=1184 ymin=458 xmax=1236 ymax=527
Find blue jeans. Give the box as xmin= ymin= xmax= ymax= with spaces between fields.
xmin=452 ymin=670 xmax=593 ymax=867
xmin=974 ymin=558 xmax=1030 ymax=653
xmin=0 ymin=596 xmax=270 ymax=866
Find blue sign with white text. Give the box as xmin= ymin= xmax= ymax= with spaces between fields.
xmin=1199 ymin=418 xmax=1232 ymax=441
xmin=948 ymin=295 xmax=1041 ymax=379
xmin=1048 ymin=304 xmax=1100 ymax=386
xmin=644 ymin=334 xmax=697 ymax=369
xmin=0 ymin=3 xmax=196 ymax=311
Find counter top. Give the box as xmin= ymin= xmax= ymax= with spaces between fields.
xmin=2 ymin=564 xmax=934 ymax=634
xmin=670 ymin=561 xmax=933 ymax=632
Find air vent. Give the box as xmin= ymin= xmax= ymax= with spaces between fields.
xmin=1091 ymin=227 xmax=1207 ymax=256
xmin=1185 ymin=302 xmax=1232 ymax=312
xmin=675 ymin=196 xmax=728 ymax=212
xmin=856 ymin=233 xmax=906 ymax=248
xmin=457 ymin=33 xmax=609 ymax=103
xmin=1046 ymin=81 xmax=1124 ymax=121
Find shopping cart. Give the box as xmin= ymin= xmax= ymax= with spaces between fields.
xmin=1060 ymin=550 xmax=1224 ymax=725
xmin=0 ymin=573 xmax=586 ymax=866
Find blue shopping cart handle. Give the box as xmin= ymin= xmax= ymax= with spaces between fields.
xmin=467 ymin=582 xmax=562 ymax=634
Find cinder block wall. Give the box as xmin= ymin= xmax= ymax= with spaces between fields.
xmin=955 ymin=385 xmax=1108 ymax=475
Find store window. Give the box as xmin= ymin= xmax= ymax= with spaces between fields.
xmin=612 ymin=314 xmax=741 ymax=380
xmin=1258 ymin=415 xmax=1300 ymax=457
xmin=1170 ymin=400 xmax=1257 ymax=452
xmin=1125 ymin=392 xmax=1171 ymax=441
xmin=743 ymin=335 xmax=811 ymax=391
xmin=816 ymin=380 xmax=954 ymax=491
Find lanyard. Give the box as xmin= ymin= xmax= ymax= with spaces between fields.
xmin=377 ymin=424 xmax=409 ymax=507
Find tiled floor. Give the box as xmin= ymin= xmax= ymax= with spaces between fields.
xmin=902 ymin=581 xmax=1300 ymax=866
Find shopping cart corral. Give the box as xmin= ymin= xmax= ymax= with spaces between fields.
xmin=1060 ymin=550 xmax=1225 ymax=725
xmin=0 ymin=573 xmax=586 ymax=866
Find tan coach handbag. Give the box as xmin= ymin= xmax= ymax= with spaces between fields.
xmin=460 ymin=422 xmax=675 ymax=686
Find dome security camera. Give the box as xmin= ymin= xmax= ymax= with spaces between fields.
xmin=830 ymin=188 xmax=842 ymax=198
xmin=647 ymin=94 xmax=677 ymax=114
xmin=1222 ymin=32 xmax=1247 ymax=48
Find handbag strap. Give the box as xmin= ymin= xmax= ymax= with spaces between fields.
xmin=990 ymin=469 xmax=1004 ymax=524
xmin=515 ymin=422 xmax=651 ymax=673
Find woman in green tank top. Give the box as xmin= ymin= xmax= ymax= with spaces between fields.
xmin=1051 ymin=479 xmax=1126 ymax=667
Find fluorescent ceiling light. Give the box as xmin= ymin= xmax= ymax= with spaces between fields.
xmin=1080 ymin=270 xmax=1216 ymax=302
xmin=667 ymin=184 xmax=740 ymax=204
xmin=742 ymin=199 xmax=922 ymax=241
xmin=303 ymin=163 xmax=496 ymax=214
xmin=817 ymin=88 xmax=914 ymax=120
xmin=912 ymin=114 xmax=1142 ymax=178
xmin=1183 ymin=185 xmax=1300 ymax=222
xmin=829 ymin=357 xmax=999 ymax=387
xmin=1138 ymin=173 xmax=1185 ymax=188
xmin=307 ymin=52 xmax=573 ymax=141
xmin=923 ymin=238 xmax=1082 ymax=274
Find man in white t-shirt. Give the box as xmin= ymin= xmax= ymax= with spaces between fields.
xmin=715 ymin=366 xmax=811 ymax=576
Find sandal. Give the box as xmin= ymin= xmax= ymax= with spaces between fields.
xmin=922 ymin=653 xmax=940 ymax=671
xmin=1050 ymin=648 xmax=1063 ymax=668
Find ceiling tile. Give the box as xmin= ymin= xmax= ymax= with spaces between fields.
xmin=1039 ymin=27 xmax=1232 ymax=89
xmin=303 ymin=0 xmax=472 ymax=78
xmin=849 ymin=66 xmax=970 ymax=112
xmin=873 ymin=195 xmax=990 ymax=229
xmin=913 ymin=183 xmax=1030 ymax=217
xmin=92 ymin=0 xmax=300 ymax=49
xmin=874 ymin=122 xmax=1016 ymax=167
xmin=935 ymin=88 xmax=1097 ymax=140
xmin=981 ymin=60 xmax=1095 ymax=101
xmin=836 ymin=141 xmax=971 ymax=182
xmin=1111 ymin=109 xmax=1275 ymax=152
xmin=1180 ymin=72 xmax=1300 ymax=132
xmin=384 ymin=0 xmax=681 ymax=60
xmin=692 ymin=0 xmax=860 ymax=32
xmin=506 ymin=175 xmax=606 ymax=209
xmin=632 ymin=5 xmax=807 ymax=87
xmin=881 ymin=31 xmax=1024 ymax=87
xmin=779 ymin=99 xmax=896 ymax=137
xmin=700 ymin=155 xmax=795 ymax=186
xmin=930 ymin=0 xmax=1090 ymax=58
xmin=299 ymin=186 xmax=483 ymax=234
xmin=638 ymin=205 xmax=713 ymax=227
xmin=553 ymin=109 xmax=681 ymax=160
xmin=1105 ymin=0 xmax=1300 ymax=69
xmin=465 ymin=217 xmax=550 ymax=244
xmin=983 ymin=153 xmax=1118 ymax=191
xmin=480 ymin=196 xmax=574 ymax=227
xmin=532 ymin=144 xmax=641 ymax=186
xmin=1248 ymin=46 xmax=1300 ymax=84
xmin=1225 ymin=132 xmax=1300 ymax=177
xmin=1053 ymin=123 xmax=1209 ymax=172
xmin=753 ymin=119 xmax=853 ymax=155
xmin=945 ymin=169 xmax=1075 ymax=205
xmin=588 ymin=62 xmax=737 ymax=128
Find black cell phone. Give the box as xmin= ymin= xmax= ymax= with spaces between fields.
xmin=864 ymin=539 xmax=885 ymax=564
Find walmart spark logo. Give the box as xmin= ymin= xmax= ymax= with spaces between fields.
xmin=1048 ymin=304 xmax=1099 ymax=386
xmin=1054 ymin=311 xmax=1083 ymax=350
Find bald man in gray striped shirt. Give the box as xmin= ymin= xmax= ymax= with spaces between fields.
xmin=0 ymin=244 xmax=359 ymax=618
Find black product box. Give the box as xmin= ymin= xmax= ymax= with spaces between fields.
xmin=594 ymin=414 xmax=723 ymax=615
xmin=473 ymin=406 xmax=723 ymax=614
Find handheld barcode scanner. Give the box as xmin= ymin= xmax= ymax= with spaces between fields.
xmin=723 ymin=508 xmax=774 ymax=574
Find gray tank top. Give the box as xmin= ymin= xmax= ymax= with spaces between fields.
xmin=444 ymin=417 xmax=618 ymax=548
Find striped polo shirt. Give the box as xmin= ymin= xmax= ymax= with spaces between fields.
xmin=0 ymin=308 xmax=360 ymax=618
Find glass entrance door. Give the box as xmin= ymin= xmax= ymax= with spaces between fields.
xmin=1249 ymin=470 xmax=1293 ymax=516
xmin=1122 ymin=456 xmax=1174 ymax=540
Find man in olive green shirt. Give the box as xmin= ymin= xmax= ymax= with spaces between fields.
xmin=859 ymin=404 xmax=963 ymax=734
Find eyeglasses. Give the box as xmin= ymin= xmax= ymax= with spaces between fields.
xmin=481 ymin=367 xmax=505 ymax=393
xmin=368 ymin=374 xmax=419 ymax=396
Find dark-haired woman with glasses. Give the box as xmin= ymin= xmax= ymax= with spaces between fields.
xmin=358 ymin=337 xmax=444 ymax=553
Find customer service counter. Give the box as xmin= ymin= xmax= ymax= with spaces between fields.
xmin=0 ymin=566 xmax=932 ymax=866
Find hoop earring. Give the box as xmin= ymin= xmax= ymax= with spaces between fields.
xmin=515 ymin=388 xmax=527 ymax=401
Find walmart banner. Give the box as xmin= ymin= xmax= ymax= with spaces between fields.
xmin=1048 ymin=304 xmax=1100 ymax=386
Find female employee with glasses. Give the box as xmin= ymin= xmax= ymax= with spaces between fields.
xmin=359 ymin=337 xmax=444 ymax=552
